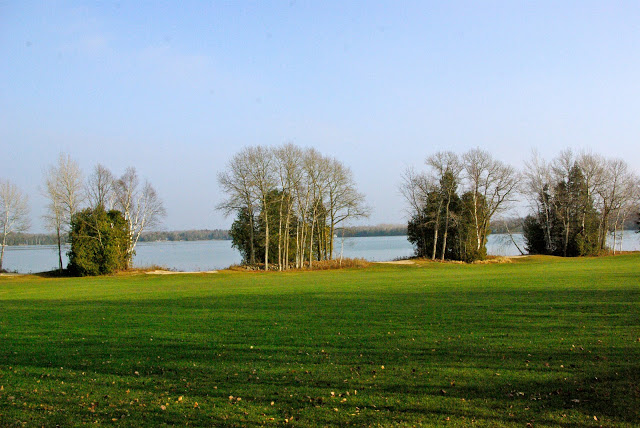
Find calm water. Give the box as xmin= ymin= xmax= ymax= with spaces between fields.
xmin=3 ymin=233 xmax=639 ymax=273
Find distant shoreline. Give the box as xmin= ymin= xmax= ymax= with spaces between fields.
xmin=4 ymin=225 xmax=408 ymax=246
xmin=4 ymin=227 xmax=637 ymax=246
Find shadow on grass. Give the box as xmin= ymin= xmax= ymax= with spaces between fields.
xmin=1 ymin=290 xmax=639 ymax=426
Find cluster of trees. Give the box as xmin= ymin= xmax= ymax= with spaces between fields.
xmin=218 ymin=144 xmax=369 ymax=270
xmin=522 ymin=150 xmax=639 ymax=256
xmin=400 ymin=149 xmax=519 ymax=262
xmin=41 ymin=154 xmax=165 ymax=275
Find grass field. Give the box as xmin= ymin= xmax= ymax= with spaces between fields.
xmin=0 ymin=254 xmax=639 ymax=427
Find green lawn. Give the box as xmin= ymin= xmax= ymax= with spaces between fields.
xmin=0 ymin=255 xmax=639 ymax=427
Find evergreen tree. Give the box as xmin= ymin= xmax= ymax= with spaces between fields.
xmin=230 ymin=207 xmax=259 ymax=265
xmin=68 ymin=206 xmax=129 ymax=276
xmin=522 ymin=215 xmax=547 ymax=254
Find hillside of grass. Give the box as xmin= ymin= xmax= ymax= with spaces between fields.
xmin=1 ymin=254 xmax=639 ymax=426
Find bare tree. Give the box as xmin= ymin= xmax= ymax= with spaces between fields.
xmin=325 ymin=157 xmax=369 ymax=259
xmin=115 ymin=167 xmax=166 ymax=267
xmin=0 ymin=180 xmax=30 ymax=271
xmin=594 ymin=158 xmax=639 ymax=252
xmin=86 ymin=163 xmax=115 ymax=210
xmin=303 ymin=148 xmax=331 ymax=267
xmin=292 ymin=150 xmax=314 ymax=268
xmin=274 ymin=143 xmax=304 ymax=270
xmin=399 ymin=167 xmax=433 ymax=258
xmin=462 ymin=148 xmax=519 ymax=252
xmin=523 ymin=150 xmax=554 ymax=252
xmin=399 ymin=166 xmax=432 ymax=217
xmin=42 ymin=153 xmax=84 ymax=271
xmin=246 ymin=146 xmax=276 ymax=270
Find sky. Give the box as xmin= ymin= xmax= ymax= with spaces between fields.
xmin=2 ymin=1 xmax=639 ymax=232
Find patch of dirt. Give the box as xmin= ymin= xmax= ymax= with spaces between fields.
xmin=374 ymin=260 xmax=415 ymax=265
xmin=145 ymin=270 xmax=218 ymax=275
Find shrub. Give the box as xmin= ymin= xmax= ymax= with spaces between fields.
xmin=68 ymin=206 xmax=129 ymax=276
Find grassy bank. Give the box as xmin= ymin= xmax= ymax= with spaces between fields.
xmin=0 ymin=255 xmax=639 ymax=426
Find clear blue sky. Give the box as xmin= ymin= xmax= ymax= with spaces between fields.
xmin=2 ymin=1 xmax=639 ymax=232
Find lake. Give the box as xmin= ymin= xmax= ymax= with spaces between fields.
xmin=3 ymin=232 xmax=639 ymax=273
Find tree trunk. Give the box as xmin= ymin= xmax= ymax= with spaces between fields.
xmin=440 ymin=198 xmax=451 ymax=261
xmin=295 ymin=222 xmax=300 ymax=269
xmin=309 ymin=216 xmax=315 ymax=268
xmin=431 ymin=209 xmax=440 ymax=260
xmin=56 ymin=226 xmax=63 ymax=272
xmin=505 ymin=220 xmax=525 ymax=256
xmin=248 ymin=210 xmax=256 ymax=265
xmin=283 ymin=198 xmax=291 ymax=270
xmin=264 ymin=209 xmax=269 ymax=271
xmin=329 ymin=222 xmax=335 ymax=260
xmin=277 ymin=194 xmax=284 ymax=271
xmin=0 ymin=224 xmax=6 ymax=271
xmin=563 ymin=220 xmax=570 ymax=257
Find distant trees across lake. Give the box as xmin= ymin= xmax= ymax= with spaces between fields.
xmin=3 ymin=229 xmax=231 ymax=245
xmin=338 ymin=224 xmax=407 ymax=237
xmin=139 ymin=229 xmax=231 ymax=242
xmin=5 ymin=217 xmax=638 ymax=247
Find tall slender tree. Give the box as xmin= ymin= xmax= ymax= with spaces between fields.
xmin=43 ymin=153 xmax=84 ymax=272
xmin=461 ymin=148 xmax=519 ymax=257
xmin=114 ymin=167 xmax=166 ymax=267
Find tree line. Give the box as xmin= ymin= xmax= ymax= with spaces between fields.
xmin=2 ymin=147 xmax=640 ymax=273
xmin=139 ymin=229 xmax=231 ymax=242
xmin=217 ymin=144 xmax=369 ymax=270
xmin=1 ymin=229 xmax=231 ymax=246
xmin=338 ymin=224 xmax=407 ymax=237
